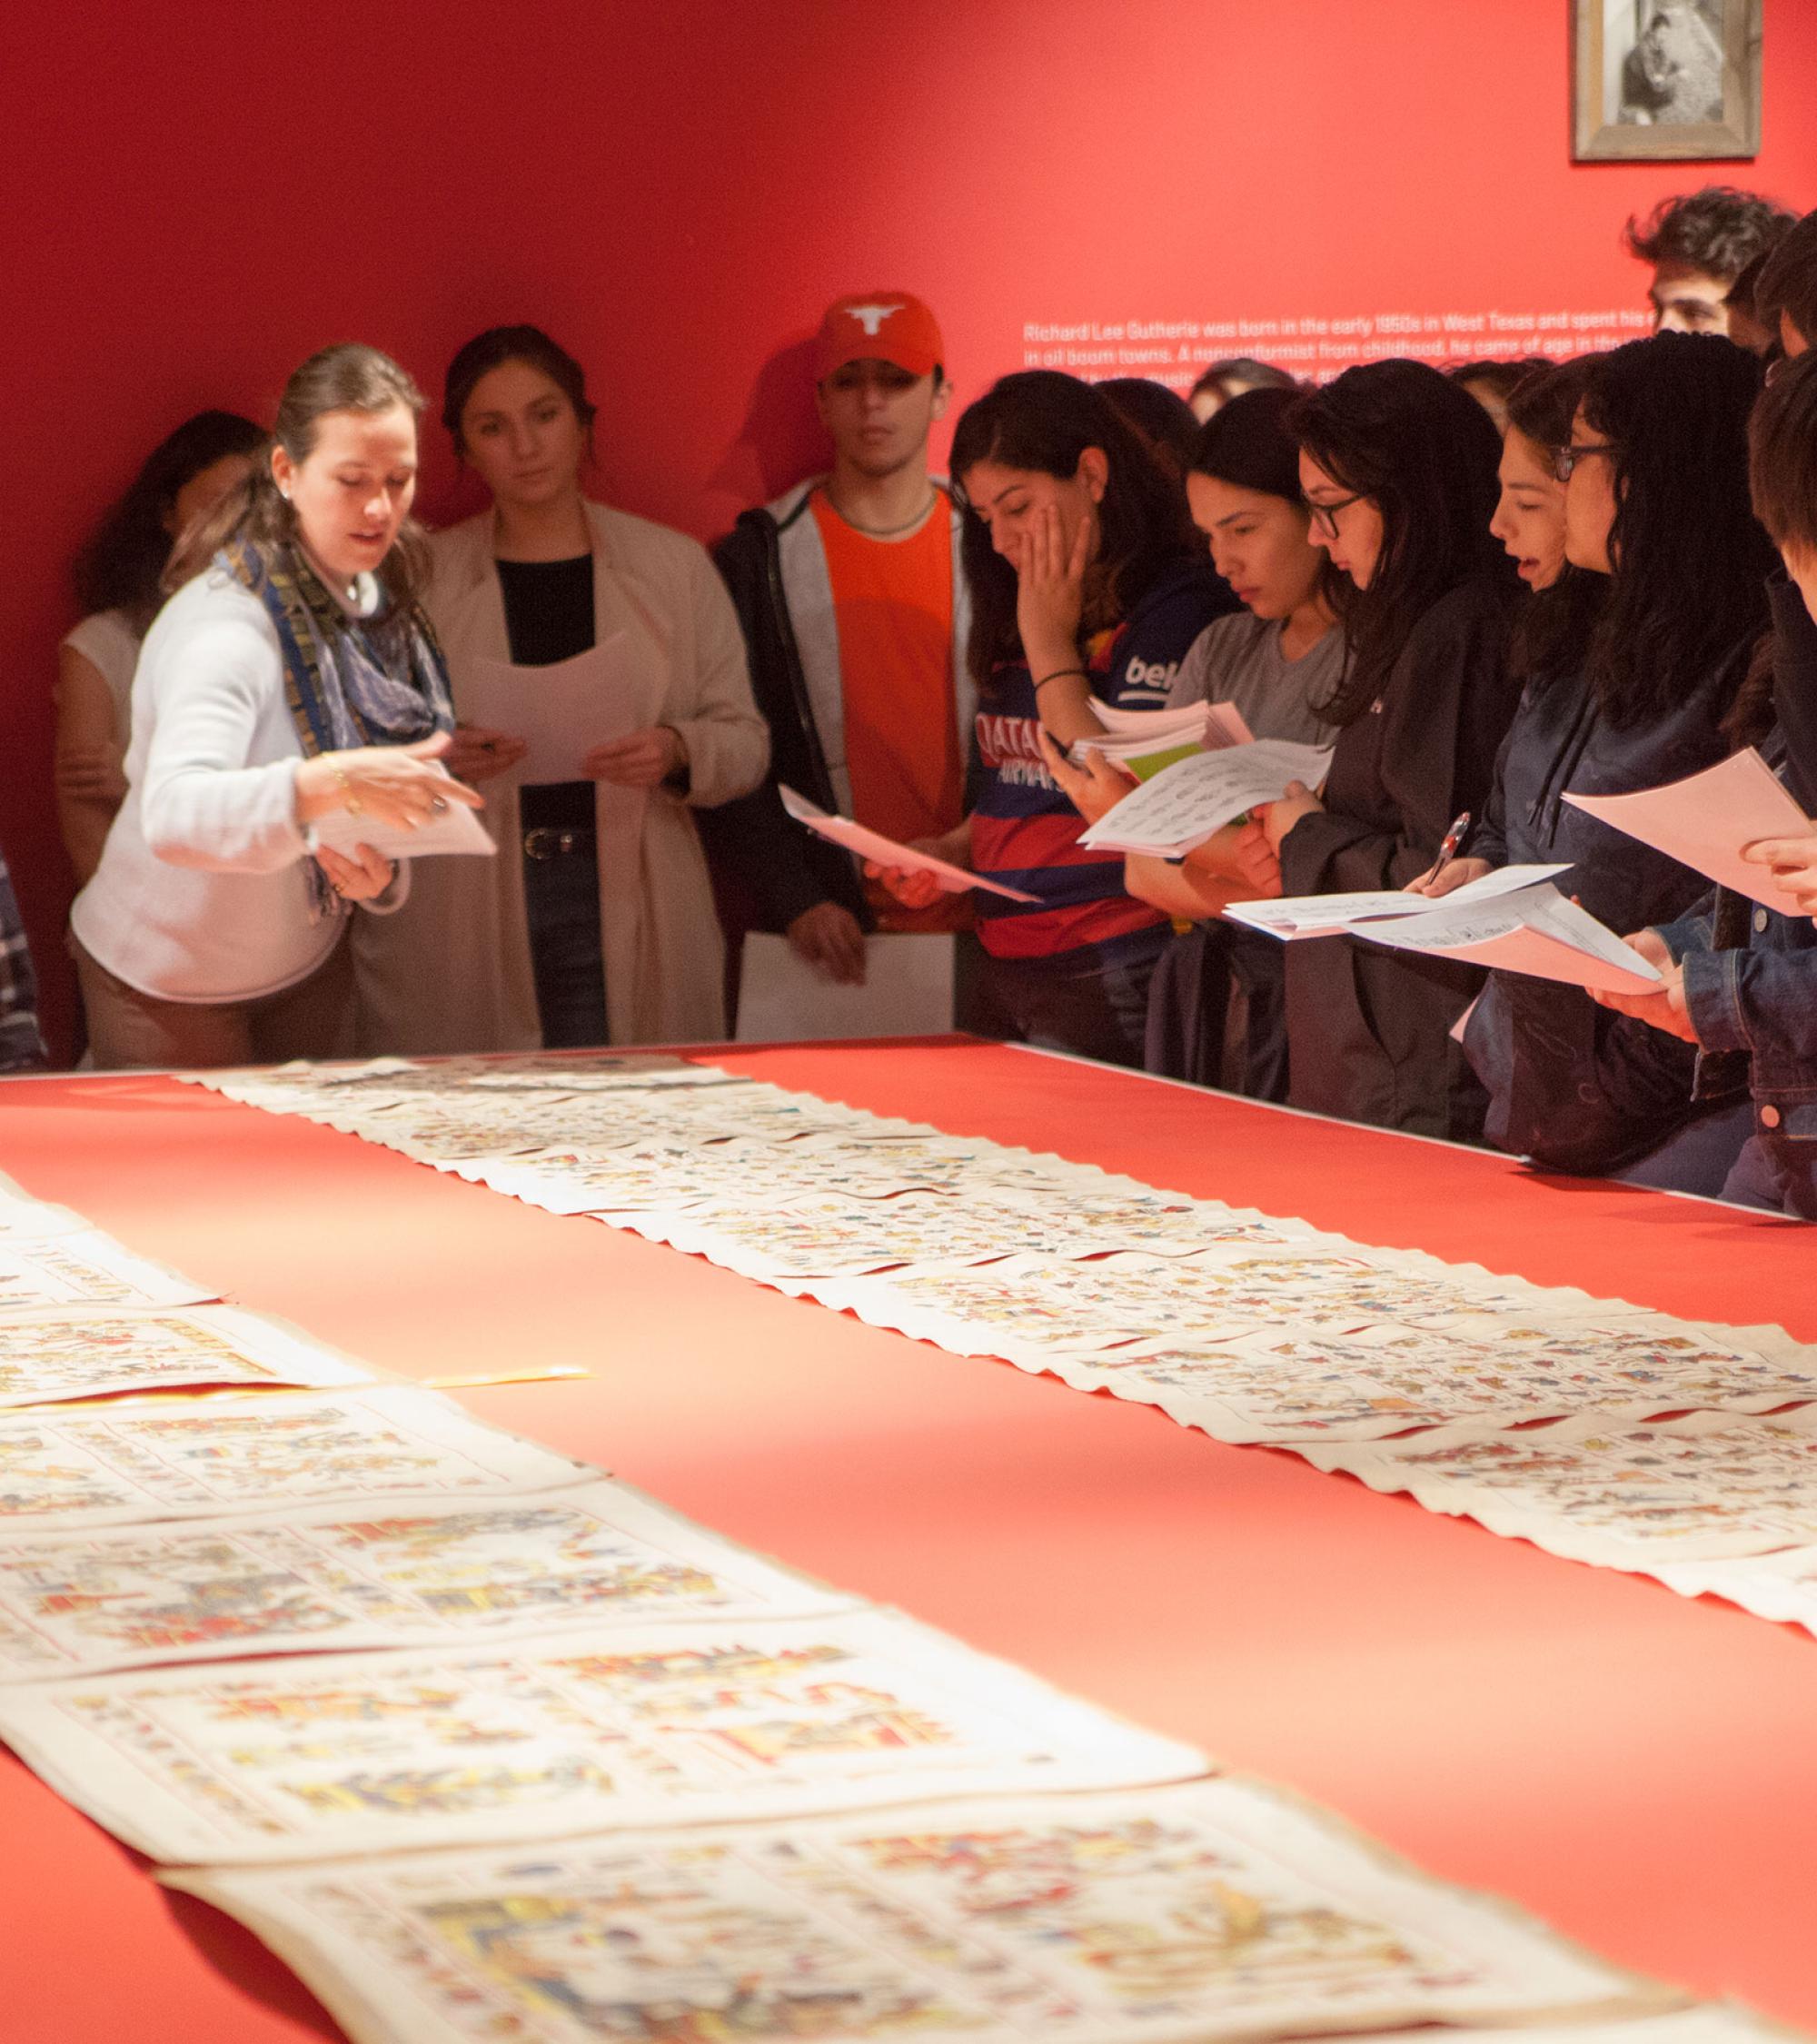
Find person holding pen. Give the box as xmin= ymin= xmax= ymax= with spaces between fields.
xmin=1253 ymin=362 xmax=1524 ymax=1140
xmin=1410 ymin=339 xmax=1772 ymax=1191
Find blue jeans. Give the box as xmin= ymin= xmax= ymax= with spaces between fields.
xmin=523 ymin=846 xmax=608 ymax=1049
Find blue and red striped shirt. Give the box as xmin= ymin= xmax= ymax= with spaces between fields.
xmin=971 ymin=558 xmax=1236 ymax=963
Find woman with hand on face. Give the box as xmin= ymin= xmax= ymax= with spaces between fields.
xmin=58 ymin=411 xmax=266 ymax=887
xmin=1254 ymin=361 xmax=1523 ymax=1139
xmin=1594 ymin=350 xmax=1817 ymax=1219
xmin=1040 ymin=386 xmax=1341 ymax=1096
xmin=1419 ymin=340 xmax=1773 ymax=1189
xmin=355 ymin=327 xmax=768 ymax=1053
xmin=69 ymin=345 xmax=477 ymax=1070
xmin=873 ymin=372 xmax=1235 ymax=1066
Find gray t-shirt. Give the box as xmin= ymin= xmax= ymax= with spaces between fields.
xmin=1165 ymin=611 xmax=1343 ymax=747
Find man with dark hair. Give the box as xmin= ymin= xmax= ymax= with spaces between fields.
xmin=707 ymin=293 xmax=971 ymax=995
xmin=1755 ymin=209 xmax=1817 ymax=360
xmin=1623 ymin=184 xmax=1797 ymax=336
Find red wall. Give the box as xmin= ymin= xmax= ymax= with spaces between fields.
xmin=5 ymin=0 xmax=1817 ymax=1057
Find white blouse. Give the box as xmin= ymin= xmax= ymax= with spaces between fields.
xmin=71 ymin=568 xmax=400 ymax=1003
xmin=61 ymin=608 xmax=144 ymax=741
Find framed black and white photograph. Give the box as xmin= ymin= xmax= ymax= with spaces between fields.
xmin=1574 ymin=0 xmax=1762 ymax=160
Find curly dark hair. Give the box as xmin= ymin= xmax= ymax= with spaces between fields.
xmin=1577 ymin=333 xmax=1775 ymax=725
xmin=1623 ymin=185 xmax=1797 ymax=287
xmin=73 ymin=411 xmax=267 ymax=629
xmin=948 ymin=371 xmax=1201 ymax=692
xmin=1286 ymin=360 xmax=1514 ymax=727
xmin=1501 ymin=359 xmax=1607 ymax=689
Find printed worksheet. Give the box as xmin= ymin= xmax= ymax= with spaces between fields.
xmin=0 ymin=1478 xmax=849 ymax=1680
xmin=0 ymin=1386 xmax=591 ymax=1528
xmin=0 ymin=1606 xmax=1204 ymax=1864
xmin=1045 ymin=1313 xmax=1817 ymax=1444
xmin=0 ymin=1231 xmax=216 ymax=1314
xmin=165 ymin=1776 xmax=1653 ymax=2044
xmin=0 ymin=1305 xmax=376 ymax=1411
xmin=1297 ymin=1407 xmax=1817 ymax=1565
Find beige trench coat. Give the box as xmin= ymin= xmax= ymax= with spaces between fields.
xmin=352 ymin=502 xmax=769 ymax=1054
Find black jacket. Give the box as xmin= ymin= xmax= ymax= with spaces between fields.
xmin=1279 ymin=575 xmax=1523 ymax=1140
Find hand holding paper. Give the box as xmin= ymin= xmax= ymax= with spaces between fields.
xmin=1076 ymin=740 xmax=1335 ymax=859
xmin=779 ymin=787 xmax=1038 ymax=903
xmin=1742 ymin=829 xmax=1817 ymax=917
xmin=1563 ymin=749 xmax=1814 ymax=910
xmin=306 ymin=762 xmax=494 ymax=864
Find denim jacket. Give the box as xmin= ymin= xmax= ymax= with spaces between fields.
xmin=1657 ymin=580 xmax=1817 ymax=1207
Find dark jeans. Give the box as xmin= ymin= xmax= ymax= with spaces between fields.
xmin=523 ymin=845 xmax=608 ymax=1049
xmin=981 ymin=936 xmax=1165 ymax=1070
xmin=1721 ymin=1129 xmax=1817 ymax=1221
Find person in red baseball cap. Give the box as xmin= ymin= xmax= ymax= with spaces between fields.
xmin=705 ymin=293 xmax=978 ymax=1012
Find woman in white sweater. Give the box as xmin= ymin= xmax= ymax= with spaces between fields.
xmin=71 ymin=344 xmax=481 ymax=1069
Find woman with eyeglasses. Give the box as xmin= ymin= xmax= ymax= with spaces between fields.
xmin=1411 ymin=336 xmax=1773 ymax=1189
xmin=1252 ymin=360 xmax=1523 ymax=1139
xmin=1592 ymin=348 xmax=1817 ymax=1219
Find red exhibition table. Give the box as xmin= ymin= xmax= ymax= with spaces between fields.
xmin=0 ymin=1037 xmax=1812 ymax=2040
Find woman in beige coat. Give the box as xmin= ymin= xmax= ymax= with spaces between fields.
xmin=354 ymin=327 xmax=769 ymax=1053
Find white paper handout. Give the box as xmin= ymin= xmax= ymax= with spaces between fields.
xmin=1354 ymin=885 xmax=1665 ymax=996
xmin=0 ymin=1606 xmax=1205 ymax=1864
xmin=0 ymin=1477 xmax=849 ymax=1680
xmin=0 ymin=1230 xmax=217 ymax=1314
xmin=1563 ymin=748 xmax=1813 ymax=911
xmin=1296 ymin=1406 xmax=1817 ymax=1567
xmin=1648 ymin=1542 xmax=1817 ymax=1637
xmin=1223 ymin=862 xmax=1572 ymax=938
xmin=0 ymin=1193 xmax=87 ymax=1241
xmin=0 ymin=1386 xmax=593 ymax=1529
xmin=163 ymin=1775 xmax=1654 ymax=2044
xmin=736 ymin=932 xmax=955 ymax=1042
xmin=779 ymin=785 xmax=1038 ymax=900
xmin=1077 ymin=739 xmax=1336 ymax=858
xmin=0 ymin=1305 xmax=378 ymax=1411
xmin=306 ymin=764 xmax=497 ymax=863
xmin=459 ymin=636 xmax=634 ymax=786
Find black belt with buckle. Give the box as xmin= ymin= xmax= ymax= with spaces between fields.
xmin=523 ymin=827 xmax=596 ymax=860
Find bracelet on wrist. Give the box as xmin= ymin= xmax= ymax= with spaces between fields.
xmin=1034 ymin=667 xmax=1089 ymax=692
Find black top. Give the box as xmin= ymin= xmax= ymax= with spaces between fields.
xmin=496 ymin=554 xmax=595 ymax=826
xmin=1277 ymin=574 xmax=1523 ymax=1140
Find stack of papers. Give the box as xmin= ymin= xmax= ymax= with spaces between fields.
xmin=1563 ymin=747 xmax=1813 ymax=911
xmin=1069 ymin=699 xmax=1255 ymax=780
xmin=1226 ymin=867 xmax=1664 ymax=996
xmin=1077 ymin=739 xmax=1335 ymax=858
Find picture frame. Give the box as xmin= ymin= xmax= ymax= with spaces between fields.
xmin=1574 ymin=0 xmax=1762 ymax=161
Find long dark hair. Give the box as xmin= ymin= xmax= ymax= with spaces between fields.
xmin=1502 ymin=358 xmax=1606 ymax=689
xmin=1578 ymin=333 xmax=1776 ymax=724
xmin=1287 ymin=361 xmax=1514 ymax=725
xmin=1190 ymin=386 xmax=1346 ymax=623
xmin=442 ymin=324 xmax=598 ymax=459
xmin=74 ymin=411 xmax=266 ymax=629
xmin=167 ymin=344 xmax=433 ymax=615
xmin=949 ymin=371 xmax=1200 ymax=690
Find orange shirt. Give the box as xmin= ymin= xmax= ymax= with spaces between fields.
xmin=810 ymin=490 xmax=967 ymax=932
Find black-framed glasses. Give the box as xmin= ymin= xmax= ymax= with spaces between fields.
xmin=1305 ymin=491 xmax=1365 ymax=539
xmin=1553 ymin=442 xmax=1617 ymax=483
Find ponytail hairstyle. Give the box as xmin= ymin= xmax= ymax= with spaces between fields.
xmin=1501 ymin=357 xmax=1607 ymax=689
xmin=74 ymin=410 xmax=266 ymax=630
xmin=1577 ymin=332 xmax=1775 ymax=725
xmin=1286 ymin=360 xmax=1514 ymax=726
xmin=166 ymin=343 xmax=432 ymax=615
xmin=949 ymin=370 xmax=1200 ymax=691
xmin=442 ymin=323 xmax=598 ymax=460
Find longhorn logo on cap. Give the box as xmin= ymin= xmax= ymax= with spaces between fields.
xmin=845 ymin=303 xmax=905 ymax=336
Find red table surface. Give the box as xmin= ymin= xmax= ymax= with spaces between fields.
xmin=0 ymin=1039 xmax=1812 ymax=2042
